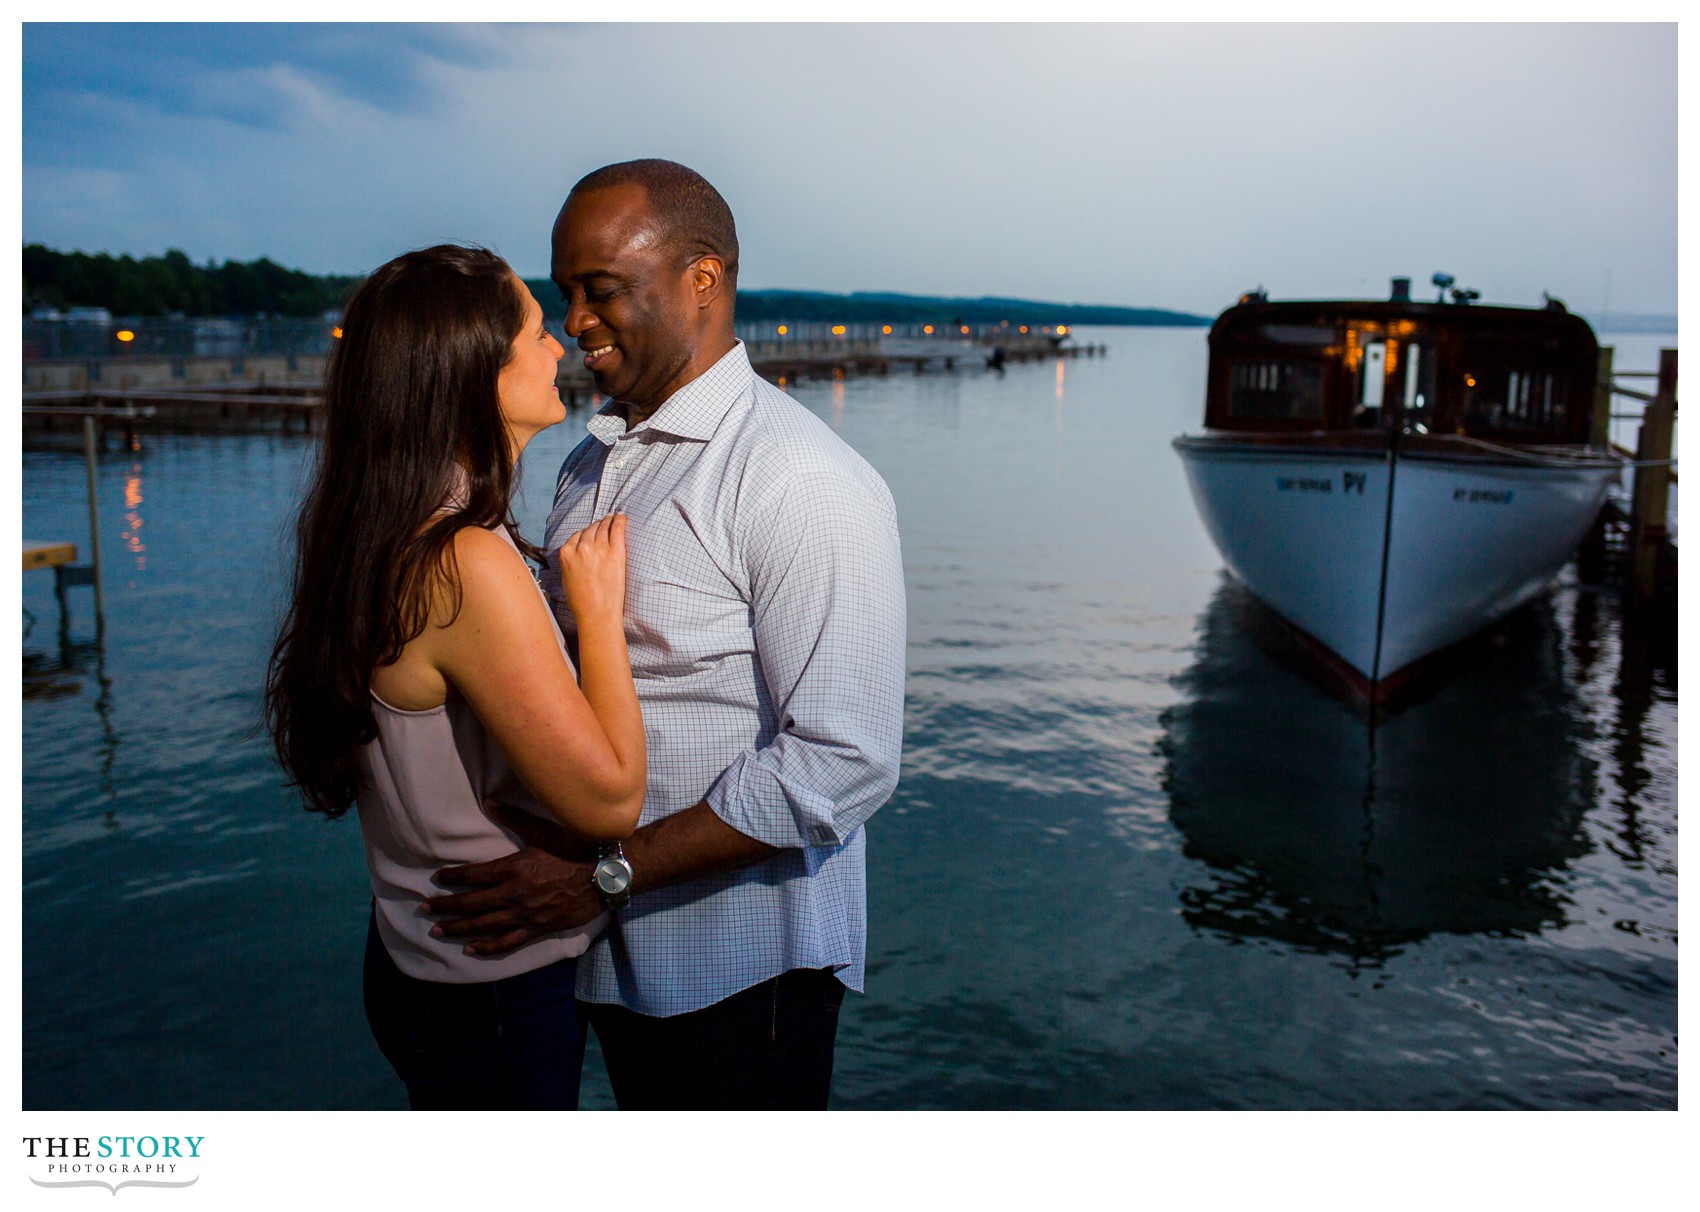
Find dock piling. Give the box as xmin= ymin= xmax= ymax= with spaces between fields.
xmin=1629 ymin=348 xmax=1676 ymax=605
xmin=81 ymin=416 xmax=106 ymax=633
xmin=1592 ymin=346 xmax=1614 ymax=447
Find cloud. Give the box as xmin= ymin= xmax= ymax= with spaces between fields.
xmin=20 ymin=22 xmax=1678 ymax=314
xmin=23 ymin=23 xmax=517 ymax=149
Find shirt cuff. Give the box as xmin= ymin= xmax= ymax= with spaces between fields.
xmin=704 ymin=748 xmax=843 ymax=850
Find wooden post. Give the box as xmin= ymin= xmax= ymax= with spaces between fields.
xmin=1592 ymin=346 xmax=1614 ymax=447
xmin=82 ymin=415 xmax=106 ymax=632
xmin=1629 ymin=347 xmax=1676 ymax=603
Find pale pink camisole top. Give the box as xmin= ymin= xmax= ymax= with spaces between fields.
xmin=355 ymin=523 xmax=608 ymax=983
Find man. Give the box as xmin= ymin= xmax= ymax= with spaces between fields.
xmin=424 ymin=160 xmax=907 ymax=1110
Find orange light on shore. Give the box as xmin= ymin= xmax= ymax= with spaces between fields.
xmin=882 ymin=325 xmax=892 ymax=335
xmin=1019 ymin=325 xmax=1029 ymax=334
xmin=959 ymin=325 xmax=970 ymax=334
xmin=332 ymin=326 xmax=344 ymax=339
xmin=923 ymin=325 xmax=934 ymax=334
xmin=777 ymin=324 xmax=788 ymax=336
xmin=832 ymin=325 xmax=846 ymax=336
xmin=1056 ymin=325 xmax=1070 ymax=336
xmin=116 ymin=330 xmax=135 ymax=343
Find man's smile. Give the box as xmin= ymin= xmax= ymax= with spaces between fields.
xmin=581 ymin=342 xmax=616 ymax=371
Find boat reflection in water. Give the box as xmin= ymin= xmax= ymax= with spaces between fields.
xmin=1160 ymin=575 xmax=1597 ymax=967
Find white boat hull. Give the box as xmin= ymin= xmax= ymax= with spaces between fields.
xmin=1174 ymin=439 xmax=1623 ymax=688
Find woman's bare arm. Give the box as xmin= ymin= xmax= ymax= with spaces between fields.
xmin=421 ymin=519 xmax=644 ymax=840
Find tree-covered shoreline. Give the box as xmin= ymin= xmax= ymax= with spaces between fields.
xmin=23 ymin=244 xmax=1210 ymax=327
xmin=23 ymin=245 xmax=360 ymax=318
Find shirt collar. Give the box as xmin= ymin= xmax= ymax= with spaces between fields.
xmin=585 ymin=340 xmax=753 ymax=446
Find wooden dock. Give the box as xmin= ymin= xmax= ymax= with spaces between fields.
xmin=24 ymin=540 xmax=77 ymax=572
xmin=22 ymin=415 xmax=106 ymax=635
xmin=1579 ymin=346 xmax=1678 ymax=609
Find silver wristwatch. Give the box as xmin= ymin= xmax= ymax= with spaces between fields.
xmin=592 ymin=842 xmax=634 ymax=911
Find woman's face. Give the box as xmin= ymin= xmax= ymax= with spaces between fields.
xmin=496 ymin=278 xmax=568 ymax=454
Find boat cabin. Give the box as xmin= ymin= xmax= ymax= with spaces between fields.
xmin=1204 ymin=289 xmax=1600 ymax=445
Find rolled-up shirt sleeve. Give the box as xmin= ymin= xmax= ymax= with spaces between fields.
xmin=704 ymin=458 xmax=907 ymax=850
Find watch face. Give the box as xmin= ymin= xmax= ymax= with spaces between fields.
xmin=595 ymin=858 xmax=632 ymax=896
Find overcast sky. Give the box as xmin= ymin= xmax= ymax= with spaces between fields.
xmin=20 ymin=21 xmax=1678 ymax=317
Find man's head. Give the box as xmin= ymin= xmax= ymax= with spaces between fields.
xmin=551 ymin=159 xmax=738 ymax=418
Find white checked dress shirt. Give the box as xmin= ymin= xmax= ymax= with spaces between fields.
xmin=541 ymin=341 xmax=906 ymax=1016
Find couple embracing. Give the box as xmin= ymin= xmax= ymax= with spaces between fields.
xmin=266 ymin=160 xmax=907 ymax=1111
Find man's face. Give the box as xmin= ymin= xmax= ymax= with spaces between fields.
xmin=550 ymin=183 xmax=701 ymax=414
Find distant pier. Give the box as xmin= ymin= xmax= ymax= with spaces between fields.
xmin=21 ymin=322 xmax=1105 ymax=437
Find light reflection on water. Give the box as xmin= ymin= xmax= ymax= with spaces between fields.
xmin=22 ymin=327 xmax=1676 ymax=1109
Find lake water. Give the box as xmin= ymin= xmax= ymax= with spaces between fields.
xmin=20 ymin=326 xmax=1677 ymax=1110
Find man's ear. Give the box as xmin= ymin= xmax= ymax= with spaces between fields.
xmin=691 ymin=255 xmax=726 ymax=310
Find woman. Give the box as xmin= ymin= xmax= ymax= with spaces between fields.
xmin=265 ymin=244 xmax=643 ymax=1109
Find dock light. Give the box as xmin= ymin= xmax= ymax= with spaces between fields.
xmin=1465 ymin=376 xmax=1477 ymax=387
xmin=1057 ymin=326 xmax=1069 ymax=336
xmin=959 ymin=325 xmax=970 ymax=334
xmin=832 ymin=325 xmax=846 ymax=336
xmin=923 ymin=325 xmax=934 ymax=334
xmin=116 ymin=330 xmax=135 ymax=343
xmin=777 ymin=324 xmax=788 ymax=336
xmin=1020 ymin=325 xmax=1028 ymax=334
xmin=332 ymin=326 xmax=343 ymax=339
xmin=882 ymin=325 xmax=892 ymax=335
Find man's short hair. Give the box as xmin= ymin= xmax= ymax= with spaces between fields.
xmin=571 ymin=159 xmax=739 ymax=286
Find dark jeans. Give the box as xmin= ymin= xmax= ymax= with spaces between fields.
xmin=586 ymin=967 xmax=846 ymax=1110
xmin=362 ymin=913 xmax=588 ymax=1110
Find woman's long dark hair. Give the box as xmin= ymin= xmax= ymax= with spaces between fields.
xmin=265 ymin=244 xmax=541 ymax=817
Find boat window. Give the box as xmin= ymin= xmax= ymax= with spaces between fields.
xmin=1258 ymin=325 xmax=1336 ymax=346
xmin=1462 ymin=367 xmax=1570 ymax=432
xmin=1227 ymin=360 xmax=1326 ymax=420
xmin=1402 ymin=342 xmax=1435 ymax=431
xmin=1348 ymin=340 xmax=1390 ymax=428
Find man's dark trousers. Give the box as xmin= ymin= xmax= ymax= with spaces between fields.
xmin=584 ymin=966 xmax=845 ymax=1109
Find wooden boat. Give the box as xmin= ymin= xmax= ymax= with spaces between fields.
xmin=1172 ymin=278 xmax=1626 ymax=702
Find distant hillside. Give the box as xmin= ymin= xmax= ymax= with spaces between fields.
xmin=520 ymin=282 xmax=1208 ymax=327
xmin=23 ymin=245 xmax=1207 ymax=328
xmin=1582 ymin=313 xmax=1679 ymax=336
xmin=727 ymin=289 xmax=1210 ymax=328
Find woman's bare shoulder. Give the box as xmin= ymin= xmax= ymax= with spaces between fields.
xmin=447 ymin=523 xmax=522 ymax=567
xmin=439 ymin=526 xmax=543 ymax=621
